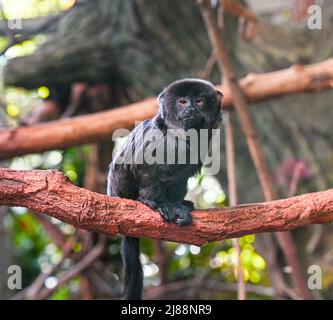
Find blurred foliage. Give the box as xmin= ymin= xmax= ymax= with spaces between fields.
xmin=0 ymin=0 xmax=74 ymax=126
xmin=8 ymin=209 xmax=49 ymax=287
xmin=2 ymin=0 xmax=333 ymax=300
xmin=50 ymin=285 xmax=71 ymax=300
xmin=1 ymin=0 xmax=75 ymax=19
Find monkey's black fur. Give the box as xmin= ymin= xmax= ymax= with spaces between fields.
xmin=107 ymin=79 xmax=223 ymax=300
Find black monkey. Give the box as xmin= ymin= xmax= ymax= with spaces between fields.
xmin=107 ymin=79 xmax=223 ymax=300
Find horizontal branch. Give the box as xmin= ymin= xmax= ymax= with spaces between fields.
xmin=1 ymin=59 xmax=333 ymax=160
xmin=1 ymin=169 xmax=332 ymax=246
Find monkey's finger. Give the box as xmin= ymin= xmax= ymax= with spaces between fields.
xmin=157 ymin=206 xmax=174 ymax=222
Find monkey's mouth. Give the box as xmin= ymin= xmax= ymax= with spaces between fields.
xmin=183 ymin=115 xmax=195 ymax=120
xmin=182 ymin=114 xmax=203 ymax=122
xmin=181 ymin=115 xmax=204 ymax=129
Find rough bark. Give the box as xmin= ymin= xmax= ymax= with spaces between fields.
xmin=1 ymin=58 xmax=333 ymax=161
xmin=0 ymin=169 xmax=332 ymax=246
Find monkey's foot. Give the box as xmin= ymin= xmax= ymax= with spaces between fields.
xmin=157 ymin=203 xmax=192 ymax=226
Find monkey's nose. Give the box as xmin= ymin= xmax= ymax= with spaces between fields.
xmin=185 ymin=107 xmax=195 ymax=114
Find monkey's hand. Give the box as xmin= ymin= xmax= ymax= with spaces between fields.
xmin=137 ymin=197 xmax=193 ymax=226
xmin=157 ymin=203 xmax=192 ymax=226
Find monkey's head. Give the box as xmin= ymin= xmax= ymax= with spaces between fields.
xmin=157 ymin=78 xmax=223 ymax=130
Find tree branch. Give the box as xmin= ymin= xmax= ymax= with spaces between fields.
xmin=0 ymin=169 xmax=332 ymax=246
xmin=1 ymin=59 xmax=333 ymax=160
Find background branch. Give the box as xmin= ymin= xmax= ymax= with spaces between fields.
xmin=1 ymin=59 xmax=333 ymax=160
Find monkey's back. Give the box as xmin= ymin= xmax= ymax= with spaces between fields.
xmin=107 ymin=118 xmax=202 ymax=201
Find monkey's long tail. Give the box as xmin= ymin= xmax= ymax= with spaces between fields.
xmin=121 ymin=236 xmax=143 ymax=300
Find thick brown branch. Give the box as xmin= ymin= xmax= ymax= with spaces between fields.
xmin=0 ymin=169 xmax=332 ymax=246
xmin=1 ymin=59 xmax=333 ymax=160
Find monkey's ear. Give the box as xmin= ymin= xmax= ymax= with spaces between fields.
xmin=157 ymin=90 xmax=166 ymax=119
xmin=208 ymin=90 xmax=223 ymax=128
xmin=154 ymin=89 xmax=166 ymax=128
xmin=216 ymin=90 xmax=224 ymax=109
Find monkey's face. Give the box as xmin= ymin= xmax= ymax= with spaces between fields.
xmin=158 ymin=79 xmax=223 ymax=130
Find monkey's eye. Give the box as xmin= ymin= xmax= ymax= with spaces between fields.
xmin=195 ymin=98 xmax=205 ymax=107
xmin=178 ymin=98 xmax=188 ymax=107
